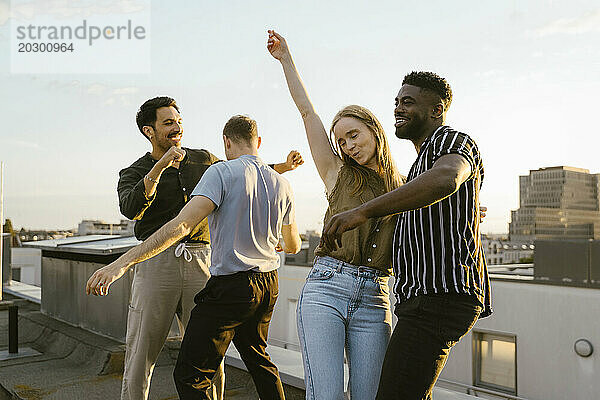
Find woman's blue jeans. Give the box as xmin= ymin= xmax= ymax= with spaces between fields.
xmin=297 ymin=256 xmax=392 ymax=400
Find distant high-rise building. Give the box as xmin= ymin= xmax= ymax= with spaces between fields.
xmin=509 ymin=166 xmax=600 ymax=241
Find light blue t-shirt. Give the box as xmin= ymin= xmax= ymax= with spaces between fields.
xmin=191 ymin=155 xmax=295 ymax=276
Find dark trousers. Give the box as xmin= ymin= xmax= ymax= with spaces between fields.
xmin=173 ymin=269 xmax=285 ymax=400
xmin=376 ymin=293 xmax=482 ymax=400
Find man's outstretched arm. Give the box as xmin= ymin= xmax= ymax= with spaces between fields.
xmin=86 ymin=195 xmax=216 ymax=296
xmin=272 ymin=150 xmax=304 ymax=174
xmin=321 ymin=154 xmax=472 ymax=250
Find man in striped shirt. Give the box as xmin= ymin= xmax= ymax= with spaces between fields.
xmin=322 ymin=71 xmax=492 ymax=400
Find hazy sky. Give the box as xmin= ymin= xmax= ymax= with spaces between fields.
xmin=0 ymin=0 xmax=598 ymax=233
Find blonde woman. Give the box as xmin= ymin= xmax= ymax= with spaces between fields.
xmin=268 ymin=30 xmax=403 ymax=400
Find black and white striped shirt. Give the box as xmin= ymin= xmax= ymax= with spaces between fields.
xmin=392 ymin=126 xmax=492 ymax=317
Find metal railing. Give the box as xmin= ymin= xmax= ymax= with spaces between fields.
xmin=438 ymin=379 xmax=530 ymax=400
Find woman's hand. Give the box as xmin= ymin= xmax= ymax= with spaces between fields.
xmin=267 ymin=29 xmax=290 ymax=61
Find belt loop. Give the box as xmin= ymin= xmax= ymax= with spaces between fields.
xmin=336 ymin=261 xmax=343 ymax=273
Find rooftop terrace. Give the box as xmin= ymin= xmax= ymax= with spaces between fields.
xmin=5 ymin=235 xmax=594 ymax=399
xmin=0 ymin=284 xmax=528 ymax=400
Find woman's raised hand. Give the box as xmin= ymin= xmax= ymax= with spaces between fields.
xmin=267 ymin=29 xmax=289 ymax=61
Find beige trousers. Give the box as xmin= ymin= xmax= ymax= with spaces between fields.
xmin=121 ymin=244 xmax=225 ymax=400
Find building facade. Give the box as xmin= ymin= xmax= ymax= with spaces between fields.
xmin=439 ymin=278 xmax=600 ymax=400
xmin=509 ymin=166 xmax=600 ymax=241
xmin=482 ymin=235 xmax=534 ymax=265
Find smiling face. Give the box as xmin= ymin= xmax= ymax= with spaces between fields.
xmin=394 ymin=84 xmax=441 ymax=142
xmin=148 ymin=106 xmax=183 ymax=152
xmin=332 ymin=116 xmax=378 ymax=170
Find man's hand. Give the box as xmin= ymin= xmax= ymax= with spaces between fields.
xmin=275 ymin=242 xmax=283 ymax=252
xmin=273 ymin=150 xmax=304 ymax=174
xmin=144 ymin=147 xmax=186 ymax=197
xmin=285 ymin=150 xmax=304 ymax=171
xmin=320 ymin=207 xmax=368 ymax=251
xmin=86 ymin=261 xmax=129 ymax=296
xmin=158 ymin=146 xmax=186 ymax=170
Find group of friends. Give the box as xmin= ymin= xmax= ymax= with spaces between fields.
xmin=85 ymin=30 xmax=492 ymax=400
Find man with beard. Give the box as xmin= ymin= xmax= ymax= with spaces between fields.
xmin=106 ymin=97 xmax=302 ymax=400
xmin=321 ymin=72 xmax=492 ymax=400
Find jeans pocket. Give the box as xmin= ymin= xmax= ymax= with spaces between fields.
xmin=306 ymin=266 xmax=335 ymax=281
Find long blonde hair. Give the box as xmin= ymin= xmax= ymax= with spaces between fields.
xmin=329 ymin=105 xmax=403 ymax=195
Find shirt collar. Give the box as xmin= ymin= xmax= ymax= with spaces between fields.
xmin=239 ymin=154 xmax=263 ymax=163
xmin=420 ymin=125 xmax=447 ymax=150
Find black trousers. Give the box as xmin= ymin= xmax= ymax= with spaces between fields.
xmin=173 ymin=269 xmax=285 ymax=400
xmin=376 ymin=293 xmax=482 ymax=400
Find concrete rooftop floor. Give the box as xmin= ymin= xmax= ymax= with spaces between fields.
xmin=0 ymin=294 xmax=304 ymax=400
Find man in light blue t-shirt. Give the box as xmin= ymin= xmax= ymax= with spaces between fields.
xmin=192 ymin=148 xmax=295 ymax=277
xmin=86 ymin=115 xmax=301 ymax=400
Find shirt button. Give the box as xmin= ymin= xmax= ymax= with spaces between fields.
xmin=376 ymin=229 xmax=380 ymax=232
xmin=183 ymin=188 xmax=186 ymax=191
xmin=372 ymin=244 xmax=377 ymax=248
xmin=367 ymin=258 xmax=372 ymax=262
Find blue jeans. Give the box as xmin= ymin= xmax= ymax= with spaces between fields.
xmin=297 ymin=256 xmax=392 ymax=400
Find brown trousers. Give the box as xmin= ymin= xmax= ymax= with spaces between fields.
xmin=121 ymin=244 xmax=224 ymax=400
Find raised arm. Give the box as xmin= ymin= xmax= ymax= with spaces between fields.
xmin=267 ymin=30 xmax=341 ymax=192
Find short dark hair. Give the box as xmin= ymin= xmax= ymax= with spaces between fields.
xmin=223 ymin=115 xmax=258 ymax=145
xmin=135 ymin=96 xmax=180 ymax=141
xmin=402 ymin=71 xmax=452 ymax=111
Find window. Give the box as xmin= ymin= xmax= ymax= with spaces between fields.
xmin=473 ymin=331 xmax=517 ymax=395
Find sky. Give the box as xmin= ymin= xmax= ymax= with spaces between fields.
xmin=0 ymin=0 xmax=599 ymax=234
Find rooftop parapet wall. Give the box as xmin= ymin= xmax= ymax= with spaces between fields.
xmin=24 ymin=235 xmax=139 ymax=341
